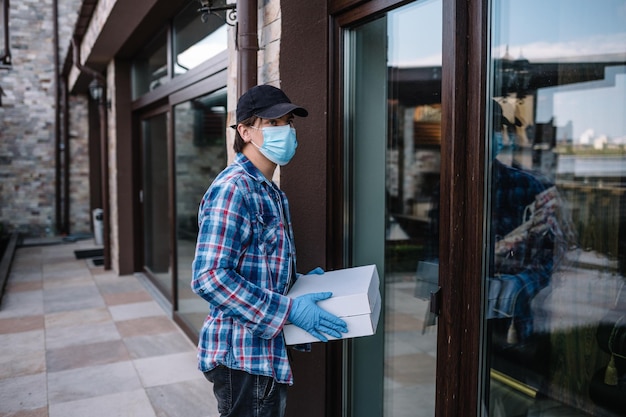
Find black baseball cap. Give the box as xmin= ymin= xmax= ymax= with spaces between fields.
xmin=235 ymin=84 xmax=308 ymax=125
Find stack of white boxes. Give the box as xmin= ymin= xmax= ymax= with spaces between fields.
xmin=283 ymin=264 xmax=381 ymax=345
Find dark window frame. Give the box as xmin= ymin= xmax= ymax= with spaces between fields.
xmin=0 ymin=0 xmax=11 ymax=67
xmin=328 ymin=0 xmax=488 ymax=416
xmin=130 ymin=68 xmax=228 ymax=341
xmin=130 ymin=3 xmax=227 ymax=101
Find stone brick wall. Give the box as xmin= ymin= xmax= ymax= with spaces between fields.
xmin=260 ymin=0 xmax=282 ymax=184
xmin=224 ymin=0 xmax=282 ymax=182
xmin=259 ymin=0 xmax=281 ymax=86
xmin=0 ymin=0 xmax=85 ymax=236
xmin=68 ymin=94 xmax=90 ymax=234
xmin=58 ymin=0 xmax=81 ymax=63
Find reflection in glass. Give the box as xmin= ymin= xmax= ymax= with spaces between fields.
xmin=174 ymin=88 xmax=227 ymax=332
xmin=131 ymin=4 xmax=227 ymax=99
xmin=173 ymin=2 xmax=227 ymax=76
xmin=486 ymin=1 xmax=626 ymax=416
xmin=385 ymin=2 xmax=442 ymax=416
xmin=132 ymin=29 xmax=168 ymax=99
xmin=346 ymin=1 xmax=442 ymax=415
xmin=142 ymin=113 xmax=171 ymax=298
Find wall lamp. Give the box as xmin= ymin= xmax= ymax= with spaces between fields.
xmin=89 ymin=78 xmax=111 ymax=109
xmin=88 ymin=78 xmax=105 ymax=104
xmin=196 ymin=0 xmax=237 ymax=26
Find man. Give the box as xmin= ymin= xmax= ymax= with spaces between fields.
xmin=487 ymin=99 xmax=556 ymax=344
xmin=191 ymin=84 xmax=348 ymax=417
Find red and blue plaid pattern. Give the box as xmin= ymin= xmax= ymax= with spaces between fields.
xmin=192 ymin=153 xmax=297 ymax=384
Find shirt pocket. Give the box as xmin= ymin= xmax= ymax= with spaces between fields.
xmin=256 ymin=212 xmax=280 ymax=256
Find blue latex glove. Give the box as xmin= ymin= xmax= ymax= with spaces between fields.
xmin=288 ymin=292 xmax=348 ymax=342
xmin=307 ymin=267 xmax=324 ymax=275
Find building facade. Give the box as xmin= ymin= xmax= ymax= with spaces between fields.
xmin=2 ymin=0 xmax=626 ymax=416
xmin=0 ymin=0 xmax=88 ymax=237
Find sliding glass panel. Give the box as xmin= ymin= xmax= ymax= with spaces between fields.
xmin=141 ymin=113 xmax=172 ymax=299
xmin=485 ymin=1 xmax=626 ymax=416
xmin=345 ymin=1 xmax=442 ymax=415
xmin=174 ymin=88 xmax=228 ymax=332
xmin=346 ymin=13 xmax=387 ymax=417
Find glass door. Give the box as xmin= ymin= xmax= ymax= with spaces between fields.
xmin=343 ymin=1 xmax=443 ymax=415
xmin=173 ymin=88 xmax=228 ymax=333
xmin=140 ymin=112 xmax=172 ymax=299
xmin=484 ymin=1 xmax=626 ymax=416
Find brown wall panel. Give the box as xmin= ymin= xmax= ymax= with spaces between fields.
xmin=114 ymin=60 xmax=139 ymax=275
xmin=280 ymin=2 xmax=338 ymax=417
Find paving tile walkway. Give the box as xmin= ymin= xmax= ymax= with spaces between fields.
xmin=0 ymin=240 xmax=218 ymax=417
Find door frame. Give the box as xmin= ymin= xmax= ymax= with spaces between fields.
xmin=437 ymin=0 xmax=488 ymax=415
xmin=168 ymin=70 xmax=228 ymax=339
xmin=328 ymin=0 xmax=489 ymax=415
xmin=136 ymin=103 xmax=174 ymax=305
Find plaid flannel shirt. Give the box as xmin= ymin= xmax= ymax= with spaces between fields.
xmin=489 ymin=160 xmax=554 ymax=340
xmin=191 ymin=153 xmax=296 ymax=384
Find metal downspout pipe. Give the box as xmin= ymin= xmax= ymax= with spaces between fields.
xmin=95 ymin=84 xmax=110 ymax=271
xmin=70 ymin=38 xmax=111 ymax=270
xmin=237 ymin=0 xmax=258 ymax=95
xmin=53 ymin=0 xmax=65 ymax=235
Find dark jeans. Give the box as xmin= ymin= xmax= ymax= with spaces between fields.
xmin=204 ymin=366 xmax=288 ymax=417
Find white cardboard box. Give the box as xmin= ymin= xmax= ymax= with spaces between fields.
xmin=283 ymin=264 xmax=381 ymax=345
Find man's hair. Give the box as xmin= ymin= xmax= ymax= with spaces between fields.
xmin=233 ymin=116 xmax=258 ymax=153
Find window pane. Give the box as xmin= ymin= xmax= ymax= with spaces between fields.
xmin=384 ymin=2 xmax=442 ymax=416
xmin=142 ymin=113 xmax=171 ymax=298
xmin=173 ymin=2 xmax=227 ymax=76
xmin=345 ymin=1 xmax=442 ymax=415
xmin=132 ymin=29 xmax=168 ymax=99
xmin=347 ymin=15 xmax=387 ymax=417
xmin=174 ymin=88 xmax=227 ymax=332
xmin=485 ymin=1 xmax=626 ymax=416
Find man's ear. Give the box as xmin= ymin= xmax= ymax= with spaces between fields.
xmin=236 ymin=124 xmax=250 ymax=142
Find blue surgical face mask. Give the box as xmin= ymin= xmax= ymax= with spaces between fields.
xmin=250 ymin=124 xmax=298 ymax=166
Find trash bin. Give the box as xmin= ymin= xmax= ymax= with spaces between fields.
xmin=92 ymin=208 xmax=104 ymax=246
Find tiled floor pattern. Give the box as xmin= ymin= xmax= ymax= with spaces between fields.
xmin=0 ymin=241 xmax=218 ymax=417
xmin=2 ymin=240 xmax=603 ymax=417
